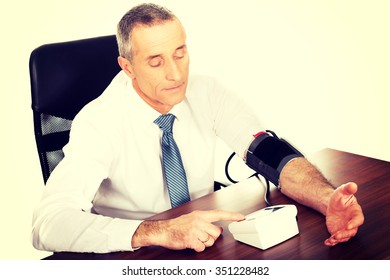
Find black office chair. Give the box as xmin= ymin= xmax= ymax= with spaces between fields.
xmin=29 ymin=35 xmax=121 ymax=184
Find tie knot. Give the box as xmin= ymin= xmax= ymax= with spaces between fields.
xmin=154 ymin=113 xmax=176 ymax=133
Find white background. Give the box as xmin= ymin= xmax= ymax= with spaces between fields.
xmin=1 ymin=0 xmax=389 ymax=260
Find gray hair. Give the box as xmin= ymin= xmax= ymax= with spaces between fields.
xmin=117 ymin=3 xmax=176 ymax=61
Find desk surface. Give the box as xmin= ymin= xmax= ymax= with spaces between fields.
xmin=45 ymin=148 xmax=390 ymax=260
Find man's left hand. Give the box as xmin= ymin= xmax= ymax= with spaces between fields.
xmin=324 ymin=182 xmax=364 ymax=246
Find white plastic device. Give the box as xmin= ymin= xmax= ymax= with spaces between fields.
xmin=228 ymin=204 xmax=299 ymax=250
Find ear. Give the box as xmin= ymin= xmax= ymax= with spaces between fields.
xmin=117 ymin=56 xmax=135 ymax=79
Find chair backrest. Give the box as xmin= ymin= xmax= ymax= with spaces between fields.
xmin=29 ymin=35 xmax=121 ymax=183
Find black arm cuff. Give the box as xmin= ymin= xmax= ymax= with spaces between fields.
xmin=246 ymin=133 xmax=304 ymax=186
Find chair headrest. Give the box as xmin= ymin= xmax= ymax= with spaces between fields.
xmin=29 ymin=35 xmax=121 ymax=120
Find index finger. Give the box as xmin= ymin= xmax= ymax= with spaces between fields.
xmin=201 ymin=209 xmax=245 ymax=223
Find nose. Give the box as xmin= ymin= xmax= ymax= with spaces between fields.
xmin=165 ymin=59 xmax=182 ymax=81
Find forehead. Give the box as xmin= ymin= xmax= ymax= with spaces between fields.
xmin=131 ymin=19 xmax=186 ymax=58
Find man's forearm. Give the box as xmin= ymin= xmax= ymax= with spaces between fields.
xmin=279 ymin=157 xmax=335 ymax=215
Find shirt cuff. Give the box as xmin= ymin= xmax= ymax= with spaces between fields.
xmin=107 ymin=218 xmax=144 ymax=252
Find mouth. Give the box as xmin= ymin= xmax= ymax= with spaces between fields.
xmin=163 ymin=82 xmax=185 ymax=93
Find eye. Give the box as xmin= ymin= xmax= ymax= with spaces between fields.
xmin=174 ymin=47 xmax=186 ymax=59
xmin=149 ymin=57 xmax=163 ymax=67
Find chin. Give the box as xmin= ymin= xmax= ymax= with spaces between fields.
xmin=170 ymin=95 xmax=186 ymax=107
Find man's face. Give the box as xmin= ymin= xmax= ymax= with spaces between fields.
xmin=125 ymin=19 xmax=190 ymax=114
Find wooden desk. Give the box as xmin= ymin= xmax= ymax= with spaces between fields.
xmin=45 ymin=149 xmax=390 ymax=260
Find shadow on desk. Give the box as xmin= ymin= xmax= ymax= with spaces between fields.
xmin=44 ymin=149 xmax=390 ymax=260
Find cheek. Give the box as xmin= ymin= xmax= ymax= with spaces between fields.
xmin=136 ymin=70 xmax=164 ymax=95
xmin=179 ymin=57 xmax=190 ymax=74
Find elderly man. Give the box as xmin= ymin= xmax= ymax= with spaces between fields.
xmin=32 ymin=3 xmax=364 ymax=253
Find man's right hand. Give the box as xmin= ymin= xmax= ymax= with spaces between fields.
xmin=131 ymin=210 xmax=245 ymax=252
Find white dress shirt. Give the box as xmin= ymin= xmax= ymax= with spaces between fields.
xmin=32 ymin=71 xmax=263 ymax=253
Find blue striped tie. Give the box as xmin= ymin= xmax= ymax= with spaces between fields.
xmin=154 ymin=114 xmax=190 ymax=208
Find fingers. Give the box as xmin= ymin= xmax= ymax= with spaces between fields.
xmin=201 ymin=222 xmax=223 ymax=240
xmin=158 ymin=210 xmax=244 ymax=252
xmin=192 ymin=220 xmax=222 ymax=252
xmin=198 ymin=233 xmax=216 ymax=249
xmin=325 ymin=234 xmax=350 ymax=246
xmin=188 ymin=228 xmax=220 ymax=252
xmin=199 ymin=234 xmax=211 ymax=243
xmin=324 ymin=228 xmax=358 ymax=246
xmin=182 ymin=210 xmax=243 ymax=252
xmin=325 ymin=235 xmax=351 ymax=246
xmin=191 ymin=240 xmax=207 ymax=252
